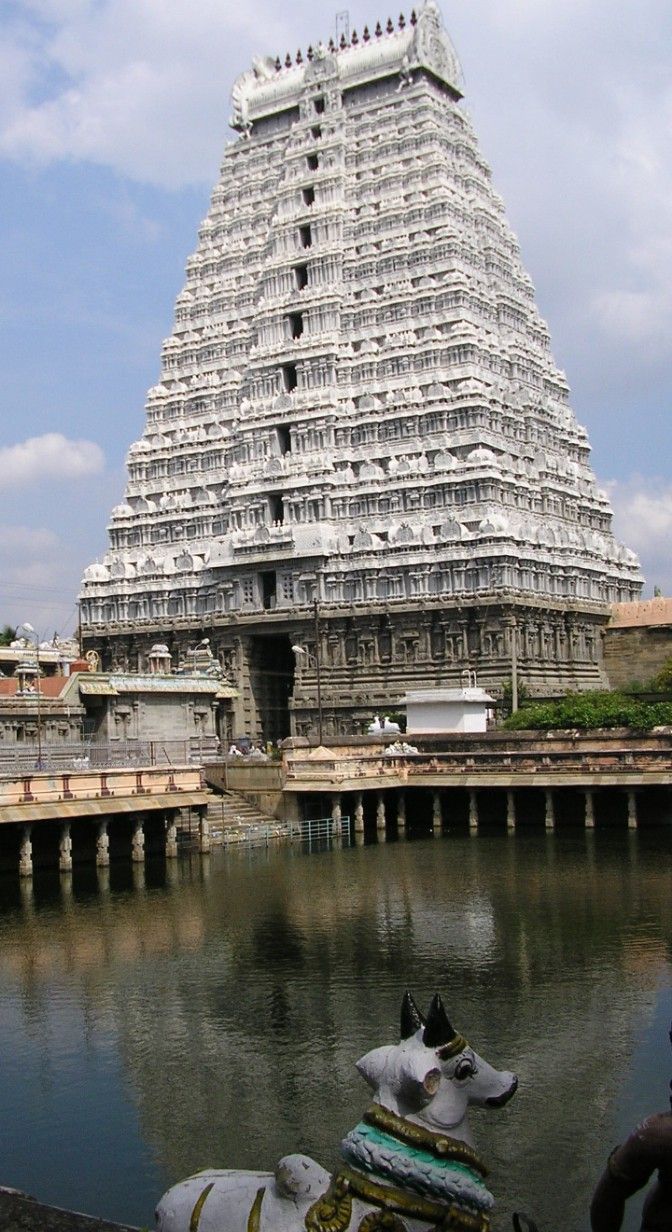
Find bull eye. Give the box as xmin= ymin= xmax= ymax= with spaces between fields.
xmin=454 ymin=1056 xmax=476 ymax=1081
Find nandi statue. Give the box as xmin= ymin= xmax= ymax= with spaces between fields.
xmin=156 ymin=992 xmax=518 ymax=1232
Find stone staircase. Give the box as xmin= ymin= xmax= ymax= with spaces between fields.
xmin=204 ymin=789 xmax=290 ymax=845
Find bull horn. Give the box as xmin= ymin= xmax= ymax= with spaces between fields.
xmin=400 ymin=991 xmax=425 ymax=1038
xmin=422 ymin=993 xmax=458 ymax=1048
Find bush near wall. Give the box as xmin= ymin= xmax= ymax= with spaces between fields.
xmin=504 ymin=692 xmax=672 ymax=732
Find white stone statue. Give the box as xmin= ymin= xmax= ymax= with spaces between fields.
xmin=155 ymin=993 xmax=517 ymax=1232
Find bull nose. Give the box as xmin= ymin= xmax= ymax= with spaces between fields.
xmin=485 ymin=1074 xmax=518 ymax=1107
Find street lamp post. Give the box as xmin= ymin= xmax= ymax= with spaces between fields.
xmin=291 ymin=605 xmax=324 ymax=746
xmin=510 ymin=618 xmax=519 ymax=714
xmin=16 ymin=623 xmax=43 ymax=769
xmin=313 ymin=599 xmax=323 ymax=746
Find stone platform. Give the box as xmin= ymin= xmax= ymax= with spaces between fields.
xmin=0 ymin=1187 xmax=138 ymax=1232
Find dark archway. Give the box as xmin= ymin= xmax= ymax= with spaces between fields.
xmin=249 ymin=635 xmax=295 ymax=743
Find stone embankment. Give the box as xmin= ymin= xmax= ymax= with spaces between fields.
xmin=0 ymin=1186 xmax=138 ymax=1231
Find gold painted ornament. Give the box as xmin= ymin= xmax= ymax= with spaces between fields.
xmin=305 ymin=1178 xmax=353 ymax=1232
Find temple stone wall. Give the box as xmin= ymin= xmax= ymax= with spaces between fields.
xmin=86 ymin=596 xmax=609 ymax=741
xmin=603 ymin=599 xmax=672 ymax=689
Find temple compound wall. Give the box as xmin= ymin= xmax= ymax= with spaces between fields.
xmin=79 ymin=5 xmax=641 ymax=743
xmin=603 ymin=599 xmax=672 ymax=690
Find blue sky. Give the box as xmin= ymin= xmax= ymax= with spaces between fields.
xmin=1 ymin=0 xmax=671 ymax=634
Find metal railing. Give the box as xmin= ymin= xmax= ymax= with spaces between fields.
xmin=222 ymin=815 xmax=352 ymax=849
xmin=0 ymin=740 xmax=199 ymax=774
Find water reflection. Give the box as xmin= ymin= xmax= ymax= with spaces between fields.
xmin=0 ymin=831 xmax=670 ymax=1230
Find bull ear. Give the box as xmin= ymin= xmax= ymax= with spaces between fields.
xmin=356 ymin=1045 xmax=395 ymax=1090
xmin=400 ymin=991 xmax=425 ymax=1039
xmin=422 ymin=993 xmax=458 ymax=1048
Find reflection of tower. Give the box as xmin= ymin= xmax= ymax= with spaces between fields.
xmin=80 ymin=5 xmax=641 ymax=740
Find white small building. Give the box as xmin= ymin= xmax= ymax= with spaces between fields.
xmin=405 ymin=688 xmax=495 ymax=735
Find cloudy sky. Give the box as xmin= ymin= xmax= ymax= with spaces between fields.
xmin=1 ymin=0 xmax=671 ymax=634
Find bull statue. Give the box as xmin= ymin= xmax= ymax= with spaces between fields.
xmin=156 ymin=992 xmax=518 ymax=1232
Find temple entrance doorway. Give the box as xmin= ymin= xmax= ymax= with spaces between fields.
xmin=248 ymin=635 xmax=295 ymax=744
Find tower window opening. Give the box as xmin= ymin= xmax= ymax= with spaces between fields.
xmin=269 ymin=494 xmax=284 ymax=524
xmin=294 ymin=264 xmax=309 ymax=291
xmin=277 ymin=425 xmax=292 ymax=455
xmin=288 ymin=312 xmax=304 ymax=339
xmin=302 ymin=186 xmax=315 ymax=206
xmin=261 ymin=571 xmax=277 ymax=610
xmin=307 ymin=153 xmax=319 ymax=172
xmin=311 ymin=125 xmax=322 ymax=139
xmin=313 ymin=96 xmax=325 ymax=115
xmin=299 ymin=224 xmax=312 ymax=249
xmin=281 ymin=363 xmax=298 ymax=392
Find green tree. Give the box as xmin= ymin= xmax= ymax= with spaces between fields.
xmin=503 ymin=690 xmax=672 ymax=732
xmin=0 ymin=625 xmax=16 ymax=646
xmin=649 ymin=657 xmax=672 ymax=692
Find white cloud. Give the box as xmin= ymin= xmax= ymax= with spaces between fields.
xmin=0 ymin=523 xmax=77 ymax=633
xmin=0 ymin=433 xmax=104 ymax=490
xmin=0 ymin=525 xmax=59 ymax=559
xmin=608 ymin=478 xmax=672 ymax=596
xmin=0 ymin=0 xmax=294 ymax=186
xmin=588 ymin=90 xmax=672 ymax=357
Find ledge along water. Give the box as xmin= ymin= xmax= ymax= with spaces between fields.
xmin=0 ymin=1186 xmax=138 ymax=1231
xmin=0 ymin=765 xmax=212 ymax=876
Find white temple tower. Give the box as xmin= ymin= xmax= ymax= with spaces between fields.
xmin=80 ymin=4 xmax=641 ymax=741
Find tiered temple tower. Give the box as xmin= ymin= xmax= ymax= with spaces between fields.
xmin=80 ymin=3 xmax=641 ymax=741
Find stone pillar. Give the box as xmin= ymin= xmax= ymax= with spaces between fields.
xmin=376 ymin=792 xmax=386 ymax=834
xmin=283 ymin=793 xmax=302 ymax=834
xmin=97 ymin=865 xmax=110 ymax=895
xmin=506 ymin=791 xmax=516 ymax=833
xmin=354 ymin=793 xmax=365 ymax=834
xmin=19 ymin=826 xmax=33 ymax=878
xmin=544 ymin=790 xmax=555 ymax=831
xmin=468 ymin=790 xmax=478 ymax=833
xmin=58 ymin=824 xmax=73 ymax=873
xmin=584 ymin=790 xmax=595 ymax=829
xmin=165 ymin=814 xmax=178 ymax=859
xmin=331 ymin=793 xmax=342 ymax=836
xmin=131 ymin=817 xmax=145 ymax=863
xmin=19 ymin=877 xmax=34 ymax=910
xmin=198 ymin=809 xmax=211 ymax=854
xmin=432 ymin=791 xmax=442 ymax=837
xmin=627 ymin=790 xmax=638 ymax=831
xmin=96 ymin=820 xmax=110 ymax=866
xmin=397 ymin=792 xmax=406 ymax=833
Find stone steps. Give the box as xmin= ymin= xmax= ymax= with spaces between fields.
xmin=204 ymin=789 xmax=285 ymax=844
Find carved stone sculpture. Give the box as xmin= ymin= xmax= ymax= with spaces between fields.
xmin=155 ymin=992 xmax=517 ymax=1232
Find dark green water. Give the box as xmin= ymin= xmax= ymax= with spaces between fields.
xmin=0 ymin=830 xmax=670 ymax=1231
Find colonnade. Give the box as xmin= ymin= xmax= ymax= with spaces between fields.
xmin=13 ymin=807 xmax=211 ymax=878
xmin=328 ymin=786 xmax=644 ymax=839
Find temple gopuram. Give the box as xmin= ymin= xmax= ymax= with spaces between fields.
xmin=80 ymin=3 xmax=641 ymax=741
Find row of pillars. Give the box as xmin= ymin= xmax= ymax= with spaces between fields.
xmin=334 ymin=788 xmax=640 ymax=836
xmin=16 ymin=809 xmax=211 ymax=878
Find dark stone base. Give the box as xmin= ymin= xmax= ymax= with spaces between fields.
xmin=0 ymin=1187 xmax=139 ymax=1232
